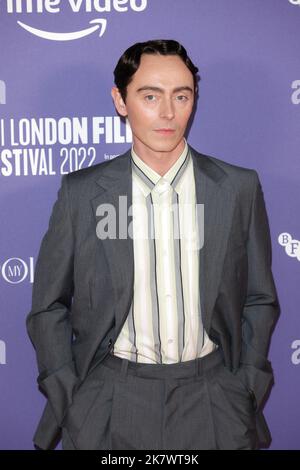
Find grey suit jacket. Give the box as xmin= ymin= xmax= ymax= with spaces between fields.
xmin=26 ymin=145 xmax=280 ymax=449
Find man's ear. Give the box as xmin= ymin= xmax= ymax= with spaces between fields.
xmin=111 ymin=87 xmax=127 ymax=117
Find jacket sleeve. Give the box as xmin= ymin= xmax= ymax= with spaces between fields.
xmin=236 ymin=170 xmax=280 ymax=411
xmin=26 ymin=174 xmax=79 ymax=428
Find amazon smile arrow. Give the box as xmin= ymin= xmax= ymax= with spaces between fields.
xmin=17 ymin=18 xmax=107 ymax=41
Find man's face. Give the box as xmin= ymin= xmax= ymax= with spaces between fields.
xmin=111 ymin=54 xmax=195 ymax=156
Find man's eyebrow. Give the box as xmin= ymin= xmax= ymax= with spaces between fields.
xmin=136 ymin=86 xmax=193 ymax=93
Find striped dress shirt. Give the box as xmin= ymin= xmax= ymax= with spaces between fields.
xmin=112 ymin=139 xmax=218 ymax=363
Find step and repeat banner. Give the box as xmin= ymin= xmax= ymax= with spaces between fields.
xmin=0 ymin=0 xmax=299 ymax=450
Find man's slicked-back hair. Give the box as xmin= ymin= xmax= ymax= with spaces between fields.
xmin=113 ymin=39 xmax=200 ymax=102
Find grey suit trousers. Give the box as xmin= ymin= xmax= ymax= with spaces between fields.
xmin=62 ymin=348 xmax=258 ymax=450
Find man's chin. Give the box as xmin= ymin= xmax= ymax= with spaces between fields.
xmin=132 ymin=136 xmax=185 ymax=155
xmin=146 ymin=140 xmax=183 ymax=154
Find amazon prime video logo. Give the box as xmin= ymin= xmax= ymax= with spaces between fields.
xmin=6 ymin=0 xmax=148 ymax=42
xmin=0 ymin=81 xmax=6 ymax=105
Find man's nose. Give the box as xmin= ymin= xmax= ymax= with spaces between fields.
xmin=159 ymin=98 xmax=175 ymax=119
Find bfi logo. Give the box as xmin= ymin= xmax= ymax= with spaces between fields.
xmin=278 ymin=233 xmax=300 ymax=261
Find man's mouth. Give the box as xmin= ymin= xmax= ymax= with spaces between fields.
xmin=154 ymin=128 xmax=176 ymax=134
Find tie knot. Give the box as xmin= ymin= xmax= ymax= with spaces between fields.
xmin=152 ymin=178 xmax=172 ymax=195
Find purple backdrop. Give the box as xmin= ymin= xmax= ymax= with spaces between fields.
xmin=0 ymin=0 xmax=299 ymax=450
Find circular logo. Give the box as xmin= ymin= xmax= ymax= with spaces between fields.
xmin=1 ymin=257 xmax=29 ymax=284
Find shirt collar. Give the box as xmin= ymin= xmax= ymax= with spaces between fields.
xmin=131 ymin=139 xmax=189 ymax=193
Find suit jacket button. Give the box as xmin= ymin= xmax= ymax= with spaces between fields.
xmin=108 ymin=339 xmax=112 ymax=347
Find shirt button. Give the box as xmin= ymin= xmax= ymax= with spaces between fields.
xmin=168 ymin=339 xmax=173 ymax=344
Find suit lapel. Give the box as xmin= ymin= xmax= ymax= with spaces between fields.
xmin=90 ymin=150 xmax=134 ymax=331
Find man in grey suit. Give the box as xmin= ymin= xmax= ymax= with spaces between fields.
xmin=26 ymin=39 xmax=280 ymax=450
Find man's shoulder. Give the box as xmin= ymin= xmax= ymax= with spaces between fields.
xmin=190 ymin=146 xmax=259 ymax=190
xmin=191 ymin=146 xmax=257 ymax=176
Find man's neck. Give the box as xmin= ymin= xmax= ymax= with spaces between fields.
xmin=132 ymin=140 xmax=186 ymax=177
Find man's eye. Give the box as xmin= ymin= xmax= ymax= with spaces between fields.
xmin=176 ymin=95 xmax=188 ymax=101
xmin=145 ymin=95 xmax=156 ymax=101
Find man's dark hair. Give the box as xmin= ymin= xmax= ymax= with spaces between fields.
xmin=113 ymin=39 xmax=200 ymax=102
